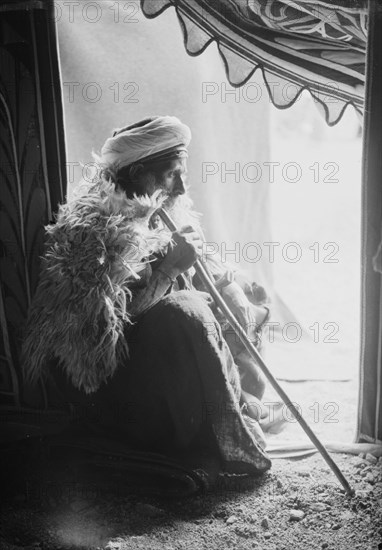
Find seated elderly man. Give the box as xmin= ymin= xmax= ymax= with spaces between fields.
xmin=22 ymin=116 xmax=273 ymax=477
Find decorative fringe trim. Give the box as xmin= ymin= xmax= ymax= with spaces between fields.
xmin=22 ymin=178 xmax=171 ymax=393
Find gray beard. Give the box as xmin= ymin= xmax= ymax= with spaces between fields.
xmin=159 ymin=192 xmax=202 ymax=234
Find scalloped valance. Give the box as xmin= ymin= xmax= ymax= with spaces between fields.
xmin=141 ymin=0 xmax=367 ymax=125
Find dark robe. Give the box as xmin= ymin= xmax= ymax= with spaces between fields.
xmin=48 ymin=290 xmax=270 ymax=475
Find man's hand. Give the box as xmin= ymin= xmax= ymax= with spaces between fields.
xmin=221 ymin=282 xmax=268 ymax=333
xmin=221 ymin=281 xmax=256 ymax=332
xmin=160 ymin=225 xmax=203 ymax=278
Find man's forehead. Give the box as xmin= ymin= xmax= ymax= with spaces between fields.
xmin=167 ymin=158 xmax=188 ymax=171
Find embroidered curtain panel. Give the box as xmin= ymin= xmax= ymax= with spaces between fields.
xmin=141 ymin=0 xmax=367 ymax=125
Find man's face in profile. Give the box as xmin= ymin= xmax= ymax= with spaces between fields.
xmin=143 ymin=158 xmax=188 ymax=208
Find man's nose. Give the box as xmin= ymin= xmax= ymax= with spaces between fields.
xmin=174 ymin=174 xmax=186 ymax=194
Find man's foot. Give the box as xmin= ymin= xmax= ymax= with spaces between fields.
xmin=259 ymin=402 xmax=288 ymax=434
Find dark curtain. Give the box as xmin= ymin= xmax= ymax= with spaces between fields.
xmin=0 ymin=0 xmax=66 ymax=409
xmin=357 ymin=0 xmax=382 ymax=444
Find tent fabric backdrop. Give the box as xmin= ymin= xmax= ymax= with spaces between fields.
xmin=141 ymin=0 xmax=367 ymax=125
xmin=138 ymin=0 xmax=379 ymax=443
xmin=58 ymin=3 xmax=272 ymax=290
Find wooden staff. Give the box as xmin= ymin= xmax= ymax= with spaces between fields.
xmin=158 ymin=207 xmax=355 ymax=497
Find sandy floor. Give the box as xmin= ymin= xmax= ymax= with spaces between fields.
xmin=1 ymin=449 xmax=381 ymax=550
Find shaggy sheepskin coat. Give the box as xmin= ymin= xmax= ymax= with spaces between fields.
xmin=22 ymin=179 xmax=171 ymax=394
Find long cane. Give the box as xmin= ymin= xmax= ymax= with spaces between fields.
xmin=158 ymin=207 xmax=354 ymax=497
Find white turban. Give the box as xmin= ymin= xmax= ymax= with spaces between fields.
xmin=100 ymin=116 xmax=192 ymax=169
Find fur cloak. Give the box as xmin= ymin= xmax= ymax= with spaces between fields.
xmin=22 ymin=179 xmax=171 ymax=394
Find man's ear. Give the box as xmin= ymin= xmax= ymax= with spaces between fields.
xmin=129 ymin=163 xmax=144 ymax=183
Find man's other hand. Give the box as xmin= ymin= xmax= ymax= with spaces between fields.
xmin=221 ymin=281 xmax=261 ymax=333
xmin=161 ymin=226 xmax=203 ymax=277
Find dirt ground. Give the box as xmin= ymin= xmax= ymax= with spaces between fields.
xmin=1 ymin=451 xmax=381 ymax=550
xmin=1 ymin=380 xmax=381 ymax=550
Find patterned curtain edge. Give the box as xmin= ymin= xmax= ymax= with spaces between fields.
xmin=140 ymin=0 xmax=364 ymax=126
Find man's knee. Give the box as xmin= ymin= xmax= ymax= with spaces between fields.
xmin=161 ymin=290 xmax=221 ymax=341
xmin=130 ymin=290 xmax=220 ymax=345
